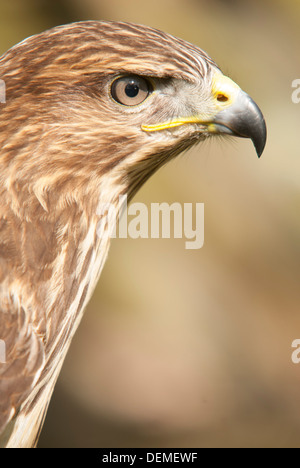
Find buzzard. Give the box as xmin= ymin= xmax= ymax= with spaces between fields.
xmin=0 ymin=21 xmax=266 ymax=447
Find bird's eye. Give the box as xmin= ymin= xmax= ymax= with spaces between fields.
xmin=111 ymin=76 xmax=152 ymax=106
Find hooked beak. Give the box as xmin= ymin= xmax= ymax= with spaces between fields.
xmin=210 ymin=73 xmax=267 ymax=158
xmin=212 ymin=88 xmax=267 ymax=158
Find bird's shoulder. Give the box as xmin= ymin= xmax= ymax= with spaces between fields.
xmin=0 ymin=290 xmax=46 ymax=439
xmin=0 ymin=203 xmax=51 ymax=439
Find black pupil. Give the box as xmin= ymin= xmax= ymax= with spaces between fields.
xmin=125 ymin=81 xmax=139 ymax=98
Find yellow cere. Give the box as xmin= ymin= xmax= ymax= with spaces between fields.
xmin=212 ymin=72 xmax=241 ymax=110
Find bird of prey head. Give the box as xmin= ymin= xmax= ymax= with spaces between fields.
xmin=0 ymin=21 xmax=266 ymax=447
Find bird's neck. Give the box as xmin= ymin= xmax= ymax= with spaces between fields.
xmin=3 ymin=179 xmax=125 ymax=449
xmin=46 ymin=178 xmax=126 ymax=351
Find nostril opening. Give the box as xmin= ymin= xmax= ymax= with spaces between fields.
xmin=217 ymin=94 xmax=229 ymax=102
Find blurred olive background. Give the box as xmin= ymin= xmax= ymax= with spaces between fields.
xmin=1 ymin=0 xmax=300 ymax=448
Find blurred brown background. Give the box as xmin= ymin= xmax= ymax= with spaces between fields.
xmin=1 ymin=0 xmax=300 ymax=448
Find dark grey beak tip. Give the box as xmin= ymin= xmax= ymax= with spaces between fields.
xmin=255 ymin=134 xmax=266 ymax=158
xmin=252 ymin=117 xmax=267 ymax=158
xmin=245 ymin=97 xmax=267 ymax=158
